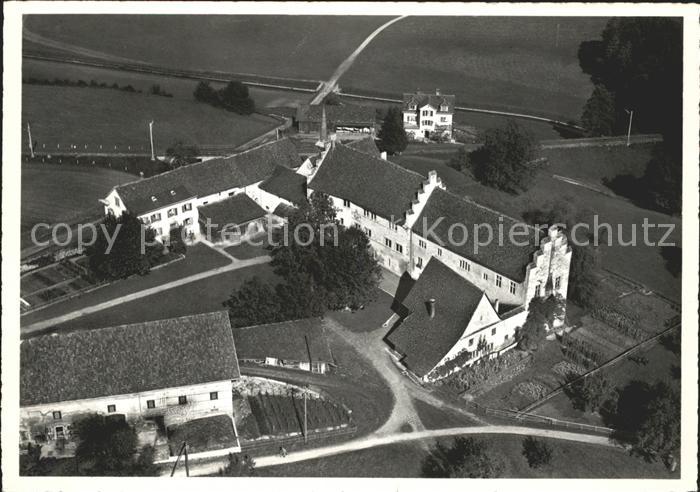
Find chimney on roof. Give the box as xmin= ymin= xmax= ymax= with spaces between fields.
xmin=427 ymin=298 xmax=436 ymax=319
xmin=436 ymin=88 xmax=441 ymax=95
xmin=493 ymin=299 xmax=500 ymax=313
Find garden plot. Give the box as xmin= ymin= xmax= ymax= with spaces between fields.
xmin=618 ymin=292 xmax=679 ymax=335
xmin=20 ymin=259 xmax=101 ymax=311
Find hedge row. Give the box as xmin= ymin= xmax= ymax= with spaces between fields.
xmin=23 ymin=77 xmax=173 ymax=97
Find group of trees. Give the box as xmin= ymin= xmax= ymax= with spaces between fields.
xmin=21 ymin=414 xmax=157 ymax=476
xmin=193 ymin=80 xmax=255 ymax=115
xmin=225 ymin=192 xmax=382 ymax=327
xmin=86 ymin=212 xmax=163 ymax=281
xmin=377 ymin=107 xmax=408 ymax=155
xmin=516 ymin=294 xmax=566 ymax=352
xmin=24 ymin=77 xmax=172 ymax=97
xmin=579 ymin=18 xmax=682 ymax=215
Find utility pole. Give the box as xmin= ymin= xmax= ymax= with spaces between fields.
xmin=625 ymin=109 xmax=634 ymax=147
xmin=303 ymin=386 xmax=308 ymax=443
xmin=184 ymin=441 xmax=189 ymax=477
xmin=27 ymin=122 xmax=35 ymax=158
xmin=170 ymin=441 xmax=189 ymax=477
xmin=149 ymin=120 xmax=156 ymax=161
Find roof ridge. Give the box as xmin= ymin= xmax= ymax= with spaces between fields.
xmin=435 ymin=188 xmax=538 ymax=233
xmin=25 ymin=311 xmax=230 ymax=342
xmin=336 ymin=143 xmax=426 ymax=181
xmin=116 ymin=138 xmax=291 ymax=192
xmin=235 ymin=317 xmax=323 ymax=330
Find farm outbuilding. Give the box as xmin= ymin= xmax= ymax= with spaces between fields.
xmin=233 ymin=318 xmax=334 ymax=374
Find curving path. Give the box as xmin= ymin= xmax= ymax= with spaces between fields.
xmin=168 ymin=425 xmax=617 ymax=476
xmin=310 ymin=16 xmax=407 ymax=105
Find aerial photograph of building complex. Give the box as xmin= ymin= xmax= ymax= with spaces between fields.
xmin=3 ymin=4 xmax=697 ymax=489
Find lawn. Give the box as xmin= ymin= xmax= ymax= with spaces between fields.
xmin=392 ymin=149 xmax=682 ymax=302
xmin=341 ymin=16 xmax=608 ymax=121
xmin=327 ymin=289 xmax=395 ymax=333
xmin=21 ymin=163 xmax=134 ymax=247
xmin=24 ymin=15 xmax=390 ymax=81
xmin=22 ymin=84 xmax=279 ymax=151
xmin=536 ymin=334 xmax=681 ymax=425
xmin=412 ymin=398 xmax=475 ymax=430
xmin=258 ymin=434 xmax=673 ymax=478
xmin=20 ymin=243 xmax=231 ymax=329
xmin=23 ymin=58 xmax=313 ymax=110
xmin=224 ymin=236 xmax=271 ymax=260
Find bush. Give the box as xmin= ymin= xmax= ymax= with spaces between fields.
xmin=522 ymin=437 xmax=553 ymax=468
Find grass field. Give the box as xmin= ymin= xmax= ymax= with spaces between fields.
xmin=259 ymin=434 xmax=672 ymax=478
xmin=391 ymin=146 xmax=682 ymax=301
xmin=21 ymin=163 xmax=134 ymax=246
xmin=341 ymin=16 xmax=608 ymax=121
xmin=23 ymin=58 xmax=313 ymax=110
xmin=20 ymin=243 xmax=232 ymax=329
xmin=22 ymin=84 xmax=279 ymax=151
xmin=24 ymin=15 xmax=390 ymax=81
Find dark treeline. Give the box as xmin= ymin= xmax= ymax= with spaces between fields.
xmin=23 ymin=77 xmax=173 ymax=98
xmin=193 ymin=80 xmax=255 ymax=115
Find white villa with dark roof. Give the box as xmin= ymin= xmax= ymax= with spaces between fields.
xmin=20 ymin=312 xmax=241 ymax=457
xmin=402 ymin=89 xmax=456 ymax=142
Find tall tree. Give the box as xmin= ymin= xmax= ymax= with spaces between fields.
xmin=517 ymin=294 xmax=566 ymax=352
xmin=86 ymin=212 xmax=162 ymax=280
xmin=470 ymin=120 xmax=538 ymax=194
xmin=218 ymin=81 xmax=255 ymax=115
xmin=72 ymin=414 xmax=156 ymax=476
xmin=578 ymin=18 xmax=682 ymax=138
xmin=377 ymin=107 xmax=408 ymax=155
xmin=566 ymin=372 xmax=612 ymax=412
xmin=422 ymin=437 xmax=503 ymax=478
xmin=641 ymin=142 xmax=682 ymax=215
xmin=193 ymin=80 xmax=218 ymax=105
xmin=225 ymin=276 xmax=285 ymax=328
xmin=581 ymin=84 xmax=617 ymax=136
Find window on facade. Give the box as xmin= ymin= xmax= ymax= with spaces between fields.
xmin=363 ymin=210 xmax=377 ymax=220
xmin=343 ymin=199 xmax=351 ymax=208
xmin=555 ymin=276 xmax=561 ymax=290
xmin=390 ymin=222 xmax=398 ymax=231
xmin=107 ymin=404 xmax=116 ymax=413
xmin=424 ymin=120 xmax=433 ymax=126
xmin=536 ymin=283 xmax=542 ymax=297
xmin=363 ymin=227 xmax=372 ymax=238
xmin=417 ymin=257 xmax=423 ymax=269
xmin=395 ymin=243 xmax=404 ymax=254
xmin=459 ymin=259 xmax=468 ymax=270
xmin=115 ymin=196 xmax=120 ymax=207
xmin=339 ymin=218 xmax=344 ymax=226
xmin=182 ymin=203 xmax=192 ymax=212
xmin=167 ymin=208 xmax=177 ymax=218
xmin=505 ymin=334 xmax=510 ymax=341
xmin=491 ymin=327 xmax=497 ymax=336
xmin=385 ymin=238 xmax=392 ymax=248
xmin=468 ymin=338 xmax=474 ymax=346
xmin=409 ymin=104 xmax=416 ymax=110
xmin=151 ymin=213 xmax=161 ymax=222
xmin=437 ymin=248 xmax=442 ymax=257
xmin=496 ymin=275 xmax=502 ymax=288
xmin=53 ymin=411 xmax=62 ymax=420
xmin=422 ymin=110 xmax=428 ymax=116
xmin=418 ymin=239 xmax=427 ymax=249
xmin=156 ymin=228 xmax=163 ymax=236
xmin=440 ymin=105 xmax=448 ymax=112
xmin=178 ymin=395 xmax=187 ymax=405
xmin=440 ymin=117 xmax=447 ymax=123
xmin=146 ymin=400 xmax=156 ymax=409
xmin=510 ymin=281 xmax=516 ymax=295
xmin=483 ymin=272 xmax=489 ymax=281
xmin=210 ymin=391 xmax=218 ymax=401
xmin=183 ymin=217 xmax=193 ymax=226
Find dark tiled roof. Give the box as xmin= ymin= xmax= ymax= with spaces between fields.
xmin=345 ymin=137 xmax=381 ymax=158
xmin=259 ymin=166 xmax=308 ymax=205
xmin=115 ymin=139 xmax=300 ymax=216
xmin=386 ymin=258 xmax=485 ymax=377
xmin=20 ymin=312 xmax=239 ymax=406
xmin=198 ymin=193 xmax=266 ymax=229
xmin=309 ymin=144 xmax=425 ymax=223
xmin=233 ymin=318 xmax=333 ymax=364
xmin=296 ymin=104 xmax=376 ymax=126
xmin=403 ymin=92 xmax=456 ymax=113
xmin=412 ymin=188 xmax=538 ymax=282
xmin=121 ymin=184 xmax=196 ymax=217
